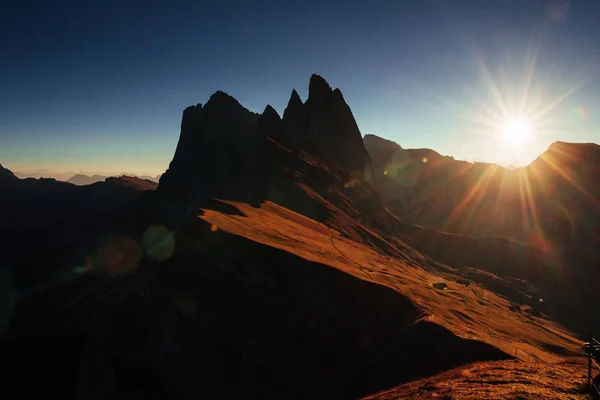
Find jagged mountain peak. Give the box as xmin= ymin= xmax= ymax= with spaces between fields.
xmin=308 ymin=74 xmax=332 ymax=101
xmin=157 ymin=74 xmax=371 ymax=215
xmin=255 ymin=104 xmax=283 ymax=142
xmin=262 ymin=104 xmax=281 ymax=120
xmin=207 ymin=90 xmax=234 ymax=103
xmin=286 ymin=89 xmax=304 ymax=110
xmin=204 ymin=90 xmax=256 ymax=115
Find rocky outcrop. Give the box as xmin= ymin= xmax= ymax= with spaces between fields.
xmin=153 ymin=74 xmax=372 ymax=222
xmin=157 ymin=91 xmax=260 ymax=200
xmin=278 ymin=75 xmax=370 ymax=174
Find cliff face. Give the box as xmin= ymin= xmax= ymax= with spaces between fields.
xmin=154 ymin=75 xmax=371 ymax=220
xmin=157 ymin=91 xmax=261 ymax=200
xmin=278 ymin=75 xmax=370 ymax=174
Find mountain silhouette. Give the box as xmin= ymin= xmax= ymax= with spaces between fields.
xmin=365 ymin=134 xmax=600 ymax=245
xmin=67 ymin=174 xmax=109 ymax=185
xmin=0 ymin=173 xmax=157 ymax=289
xmin=67 ymin=173 xmax=161 ymax=186
xmin=0 ymin=163 xmax=18 ymax=181
xmin=151 ymin=74 xmax=371 ymax=225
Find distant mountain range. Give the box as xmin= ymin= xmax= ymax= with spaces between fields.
xmin=14 ymin=170 xmax=161 ymax=184
xmin=0 ymin=167 xmax=157 ymax=288
xmin=0 ymin=74 xmax=597 ymax=398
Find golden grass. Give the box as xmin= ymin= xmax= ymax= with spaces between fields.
xmin=363 ymin=359 xmax=588 ymax=399
xmin=199 ymin=200 xmax=587 ymax=398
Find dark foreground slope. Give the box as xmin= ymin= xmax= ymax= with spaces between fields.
xmin=69 ymin=214 xmax=513 ymax=399
xmin=0 ymin=170 xmax=156 ymax=288
xmin=4 ymin=198 xmax=578 ymax=399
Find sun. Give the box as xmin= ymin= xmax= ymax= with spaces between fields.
xmin=500 ymin=119 xmax=532 ymax=146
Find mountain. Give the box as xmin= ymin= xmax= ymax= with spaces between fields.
xmin=67 ymin=174 xmax=109 ymax=185
xmin=0 ymin=75 xmax=593 ymax=398
xmin=13 ymin=169 xmax=76 ymax=181
xmin=0 ymin=172 xmax=157 ymax=289
xmin=0 ymin=163 xmax=18 ymax=181
xmin=13 ymin=171 xmax=161 ymax=184
xmin=153 ymin=74 xmax=370 ymax=224
xmin=365 ymin=134 xmax=600 ymax=330
xmin=156 ymin=90 xmax=261 ymax=203
xmin=67 ymin=173 xmax=161 ymax=186
xmin=106 ymin=175 xmax=158 ymax=191
xmin=136 ymin=174 xmax=161 ymax=182
xmin=365 ymin=134 xmax=600 ymax=245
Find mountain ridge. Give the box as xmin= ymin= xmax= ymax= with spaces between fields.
xmin=365 ymin=133 xmax=600 ymax=244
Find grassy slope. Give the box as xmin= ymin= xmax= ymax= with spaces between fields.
xmin=201 ymin=201 xmax=581 ymax=362
xmin=199 ymin=200 xmax=586 ymax=396
xmin=363 ymin=359 xmax=587 ymax=400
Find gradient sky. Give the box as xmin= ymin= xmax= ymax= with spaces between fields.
xmin=1 ymin=0 xmax=599 ymax=176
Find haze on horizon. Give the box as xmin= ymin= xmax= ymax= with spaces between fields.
xmin=1 ymin=0 xmax=598 ymax=177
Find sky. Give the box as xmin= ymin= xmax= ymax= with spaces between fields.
xmin=1 ymin=0 xmax=599 ymax=176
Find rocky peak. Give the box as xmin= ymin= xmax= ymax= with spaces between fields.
xmin=262 ymin=105 xmax=281 ymax=121
xmin=300 ymin=74 xmax=370 ymax=173
xmin=183 ymin=103 xmax=202 ymax=114
xmin=282 ymin=90 xmax=305 ymax=124
xmin=205 ymin=91 xmax=241 ymax=109
xmin=280 ymin=89 xmax=311 ymax=152
xmin=308 ymin=74 xmax=332 ymax=103
xmin=157 ymin=90 xmax=260 ymax=198
xmin=288 ymin=89 xmax=303 ymax=108
xmin=156 ymin=74 xmax=371 ymax=218
xmin=0 ymin=163 xmax=17 ymax=181
xmin=255 ymin=105 xmax=282 ymax=141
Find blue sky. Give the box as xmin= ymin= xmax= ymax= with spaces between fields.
xmin=1 ymin=0 xmax=598 ymax=175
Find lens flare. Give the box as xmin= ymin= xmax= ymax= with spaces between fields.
xmin=142 ymin=225 xmax=175 ymax=262
xmin=579 ymin=105 xmax=588 ymax=120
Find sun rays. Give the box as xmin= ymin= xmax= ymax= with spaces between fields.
xmin=419 ymin=38 xmax=597 ymax=257
xmin=500 ymin=119 xmax=532 ymax=146
xmin=376 ymin=32 xmax=598 ymax=273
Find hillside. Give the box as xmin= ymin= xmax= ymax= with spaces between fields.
xmin=0 ymin=172 xmax=157 ymax=288
xmin=364 ymin=359 xmax=586 ymax=399
xmin=364 ymin=134 xmax=600 ymax=245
